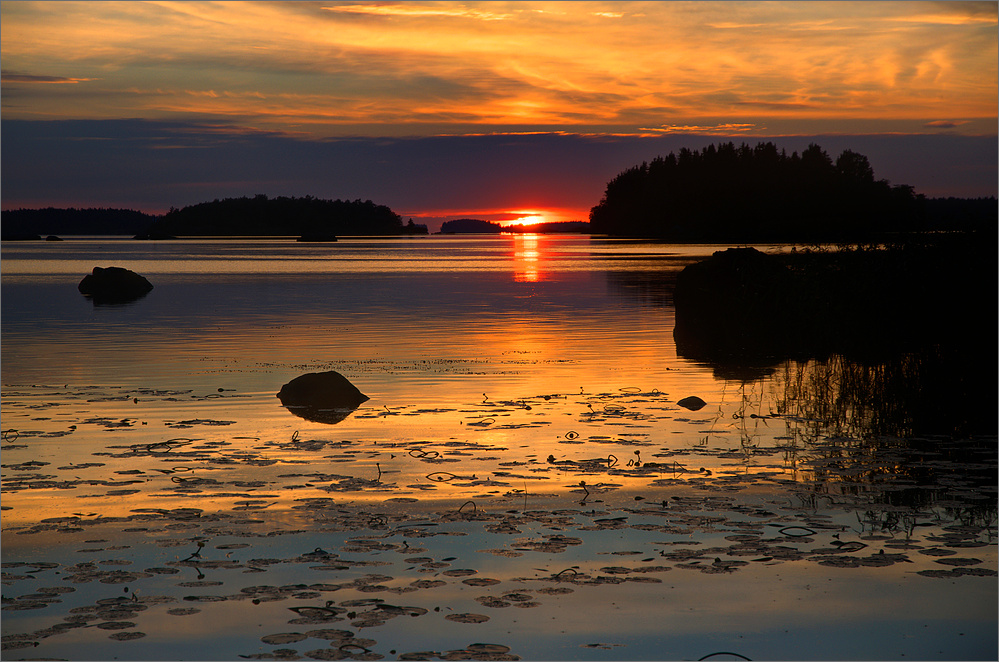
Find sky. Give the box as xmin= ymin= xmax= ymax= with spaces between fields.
xmin=1 ymin=1 xmax=996 ymax=230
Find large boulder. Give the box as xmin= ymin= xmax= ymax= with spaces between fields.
xmin=277 ymin=371 xmax=369 ymax=424
xmin=672 ymin=247 xmax=792 ymax=361
xmin=78 ymin=266 xmax=153 ymax=304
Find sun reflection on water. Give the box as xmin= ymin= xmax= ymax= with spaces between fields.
xmin=512 ymin=233 xmax=541 ymax=282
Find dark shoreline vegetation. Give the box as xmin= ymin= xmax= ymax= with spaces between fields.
xmin=0 ymin=196 xmax=430 ymax=240
xmin=589 ymin=141 xmax=997 ymax=242
xmin=138 ymin=195 xmax=430 ymax=239
xmin=672 ymin=237 xmax=997 ymax=437
xmin=2 ymin=141 xmax=995 ymax=242
xmin=0 ymin=207 xmax=159 ymax=240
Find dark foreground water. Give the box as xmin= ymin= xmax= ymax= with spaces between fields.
xmin=2 ymin=236 xmax=995 ymax=661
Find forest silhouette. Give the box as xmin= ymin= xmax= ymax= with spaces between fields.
xmin=589 ymin=141 xmax=995 ymax=241
xmin=3 ymin=142 xmax=995 ymax=241
xmin=1 ymin=207 xmax=157 ymax=239
xmin=144 ymin=195 xmax=426 ymax=237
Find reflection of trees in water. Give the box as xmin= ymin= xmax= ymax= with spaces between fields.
xmin=719 ymin=352 xmax=997 ymax=517
xmin=771 ymin=347 xmax=994 ymax=439
xmin=774 ymin=354 xmax=924 ymax=440
xmin=604 ymin=266 xmax=695 ymax=308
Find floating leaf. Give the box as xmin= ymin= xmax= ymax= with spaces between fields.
xmin=109 ymin=631 xmax=146 ymax=640
xmin=934 ymin=557 xmax=982 ymax=567
xmin=262 ymin=633 xmax=307 ymax=645
xmin=409 ymin=580 xmax=446 ymax=589
xmin=304 ymin=629 xmax=354 ymax=641
xmin=442 ymin=569 xmax=477 ymax=577
xmin=536 ymin=587 xmax=574 ymax=595
xmin=467 ymin=644 xmax=510 ymax=653
xmin=303 ymin=649 xmax=349 ymax=660
xmin=445 ymin=613 xmax=490 ymax=624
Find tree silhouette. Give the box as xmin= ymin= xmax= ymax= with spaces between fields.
xmin=585 ymin=141 xmax=976 ymax=241
xmin=1 ymin=207 xmax=156 ymax=238
xmin=146 ymin=195 xmax=407 ymax=237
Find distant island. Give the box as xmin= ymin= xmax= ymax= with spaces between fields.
xmin=439 ymin=218 xmax=589 ymax=234
xmin=589 ymin=141 xmax=997 ymax=241
xmin=439 ymin=218 xmax=502 ymax=233
xmin=143 ymin=195 xmax=427 ymax=238
xmin=1 ymin=207 xmax=157 ymax=240
xmin=1 ymin=196 xmax=430 ymax=239
xmin=4 ymin=149 xmax=993 ymax=242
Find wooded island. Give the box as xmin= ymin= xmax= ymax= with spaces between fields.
xmin=589 ymin=141 xmax=995 ymax=242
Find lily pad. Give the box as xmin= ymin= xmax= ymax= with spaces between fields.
xmin=109 ymin=631 xmax=146 ymax=640
xmin=305 ymin=629 xmax=354 ymax=641
xmin=262 ymin=633 xmax=308 ymax=645
xmin=304 ymin=649 xmax=349 ymax=660
xmin=445 ymin=613 xmax=490 ymax=623
xmin=934 ymin=557 xmax=982 ymax=566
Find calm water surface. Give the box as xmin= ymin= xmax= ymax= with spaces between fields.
xmin=2 ymin=236 xmax=995 ymax=661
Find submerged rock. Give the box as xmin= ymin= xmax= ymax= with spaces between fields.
xmin=78 ymin=266 xmax=154 ymax=305
xmin=277 ymin=371 xmax=369 ymax=424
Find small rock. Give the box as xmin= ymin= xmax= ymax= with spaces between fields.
xmin=676 ymin=396 xmax=707 ymax=411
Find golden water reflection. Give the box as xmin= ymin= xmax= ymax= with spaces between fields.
xmin=512 ymin=233 xmax=541 ymax=282
xmin=2 ymin=237 xmax=995 ymax=660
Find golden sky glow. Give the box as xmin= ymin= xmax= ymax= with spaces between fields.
xmin=2 ymin=1 xmax=996 ymax=137
xmin=507 ymin=212 xmax=545 ymax=226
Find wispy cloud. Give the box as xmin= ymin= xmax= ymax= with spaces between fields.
xmin=641 ymin=123 xmax=763 ymax=135
xmin=924 ymin=119 xmax=971 ymax=129
xmin=3 ymin=119 xmax=995 ymax=217
xmin=0 ymin=1 xmax=995 ymax=136
xmin=2 ymin=70 xmax=99 ymax=84
xmin=322 ymin=3 xmax=514 ymax=21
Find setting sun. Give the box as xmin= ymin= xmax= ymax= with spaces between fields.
xmin=504 ymin=211 xmax=546 ymax=227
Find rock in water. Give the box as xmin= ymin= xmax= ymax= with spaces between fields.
xmin=672 ymin=247 xmax=791 ymax=359
xmin=277 ymin=371 xmax=369 ymax=424
xmin=78 ymin=266 xmax=153 ymax=304
xmin=676 ymin=396 xmax=707 ymax=411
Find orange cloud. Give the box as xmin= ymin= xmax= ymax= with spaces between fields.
xmin=0 ymin=2 xmax=995 ymax=136
xmin=322 ymin=3 xmax=514 ymax=21
xmin=642 ymin=123 xmax=763 ymax=135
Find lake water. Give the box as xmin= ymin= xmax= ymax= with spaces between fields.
xmin=2 ymin=235 xmax=995 ymax=661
